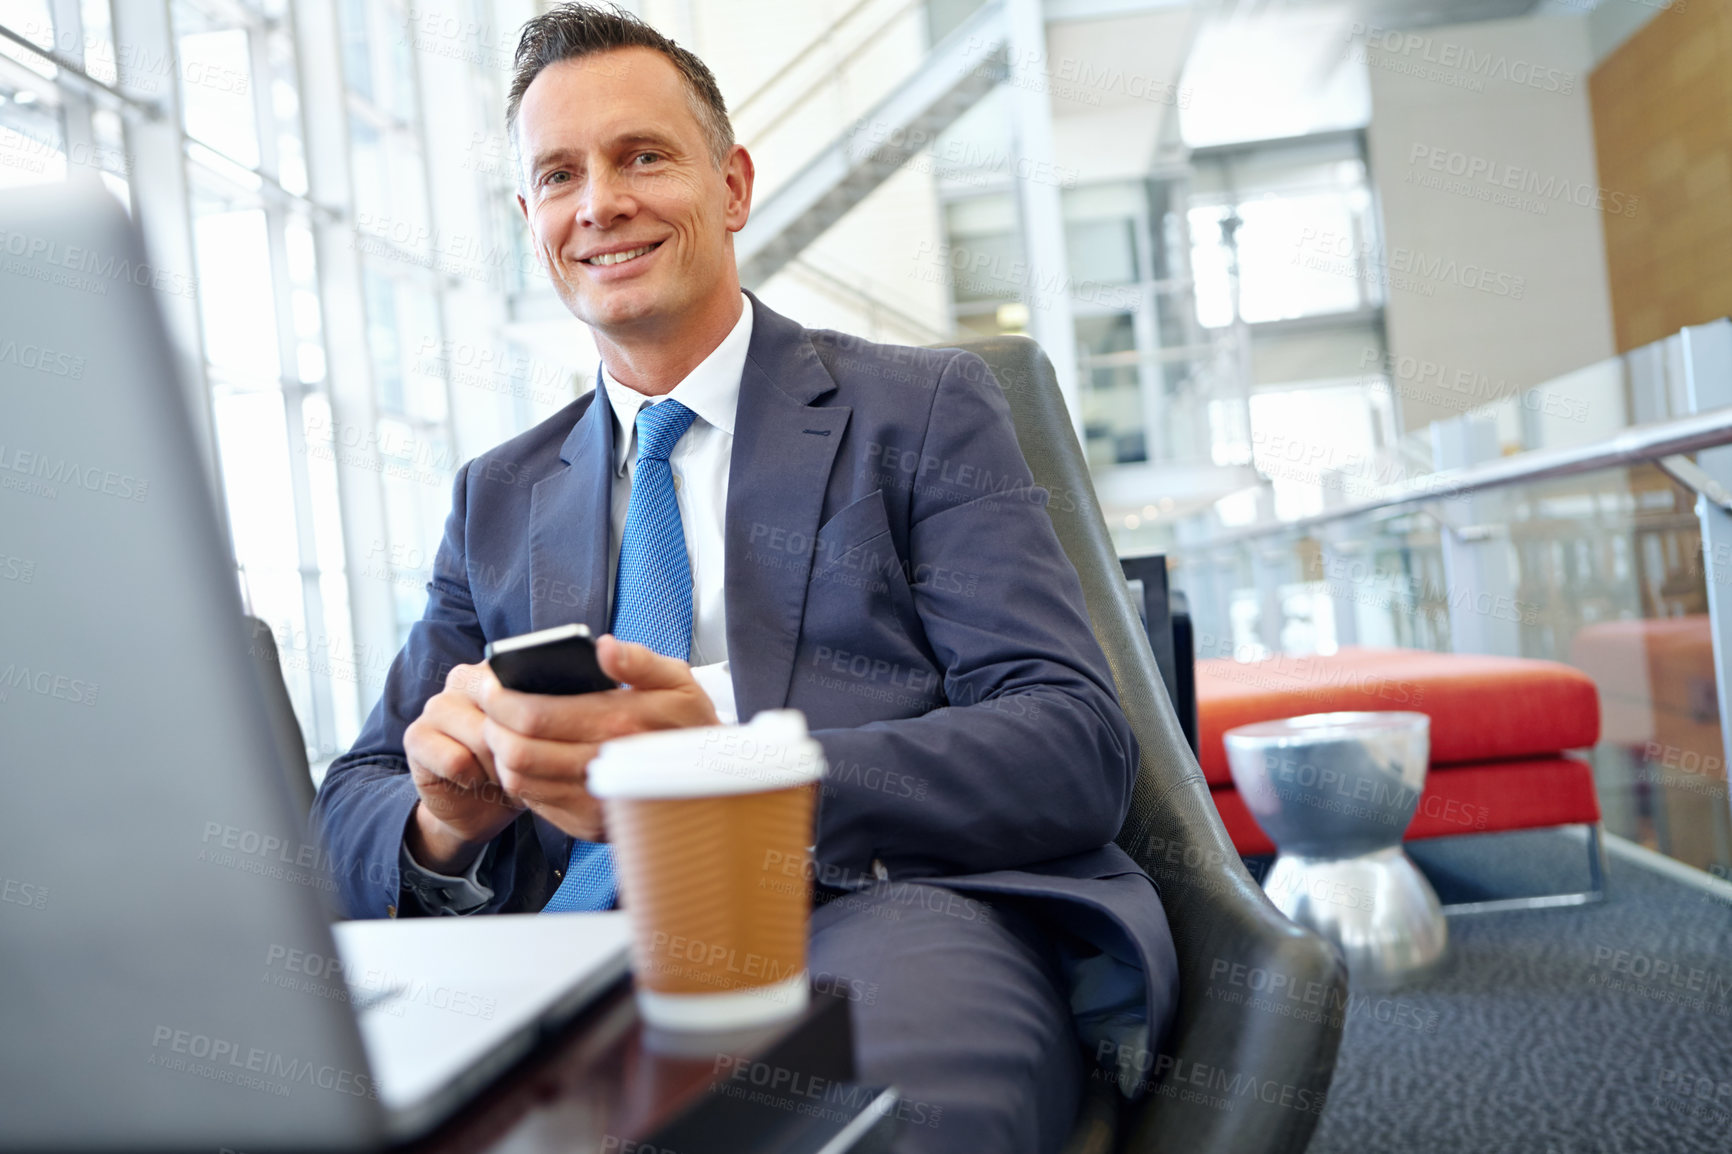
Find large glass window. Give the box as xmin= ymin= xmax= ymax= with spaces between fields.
xmin=1189 ymin=139 xmax=1382 ymax=329
xmin=0 ymin=0 xmax=535 ymax=774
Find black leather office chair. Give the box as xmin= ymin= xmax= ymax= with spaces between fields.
xmin=948 ymin=337 xmax=1346 ymax=1154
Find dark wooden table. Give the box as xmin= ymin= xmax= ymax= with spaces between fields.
xmin=404 ymin=978 xmax=889 ymax=1154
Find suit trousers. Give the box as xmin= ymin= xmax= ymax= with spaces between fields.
xmin=808 ymin=881 xmax=1087 ymax=1154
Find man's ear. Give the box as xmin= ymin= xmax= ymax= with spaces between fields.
xmin=724 ymin=145 xmax=754 ymax=234
xmin=516 ymin=192 xmax=528 ymax=221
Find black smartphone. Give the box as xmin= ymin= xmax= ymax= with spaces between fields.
xmin=484 ymin=624 xmax=618 ymax=695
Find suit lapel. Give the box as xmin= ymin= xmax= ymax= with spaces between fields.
xmin=726 ymin=295 xmax=850 ymax=720
xmin=527 ymin=385 xmax=613 ymax=636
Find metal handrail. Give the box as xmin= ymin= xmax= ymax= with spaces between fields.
xmin=784 ymin=257 xmax=950 ymax=344
xmin=740 ymin=0 xmax=929 ymax=148
xmin=1187 ymin=404 xmax=1732 ymax=550
xmin=730 ymin=0 xmax=884 ymax=118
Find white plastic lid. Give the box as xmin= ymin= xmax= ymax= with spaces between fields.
xmin=588 ymin=709 xmax=827 ymax=799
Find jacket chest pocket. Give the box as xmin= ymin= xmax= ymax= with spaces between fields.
xmin=806 ymin=489 xmax=919 ymax=632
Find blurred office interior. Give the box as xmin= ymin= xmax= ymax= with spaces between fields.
xmin=3 ymin=0 xmax=1729 ymax=889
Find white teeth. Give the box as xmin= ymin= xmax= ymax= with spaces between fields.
xmin=586 ymin=244 xmax=655 ymax=266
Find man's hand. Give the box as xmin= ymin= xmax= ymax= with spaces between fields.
xmin=475 ymin=634 xmax=720 ymax=839
xmin=403 ymin=663 xmax=525 ymax=875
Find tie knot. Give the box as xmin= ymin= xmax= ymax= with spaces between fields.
xmin=634 ymin=399 xmax=697 ymax=463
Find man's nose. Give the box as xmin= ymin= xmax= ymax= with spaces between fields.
xmin=578 ymin=166 xmax=637 ymax=229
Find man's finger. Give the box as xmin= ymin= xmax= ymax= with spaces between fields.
xmin=448 ymin=661 xmax=496 ymax=707
xmin=483 ymin=718 xmax=601 ymax=785
xmin=422 ymin=692 xmax=498 ymax=776
xmin=407 ymin=724 xmax=484 ymax=786
xmin=596 ymin=634 xmax=695 ymax=691
xmin=409 ymin=729 xmax=495 ymax=798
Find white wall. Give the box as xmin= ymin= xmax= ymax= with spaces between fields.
xmin=1364 ymin=13 xmax=1618 ymax=432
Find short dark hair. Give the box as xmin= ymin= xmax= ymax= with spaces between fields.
xmin=507 ymin=3 xmax=734 ymax=171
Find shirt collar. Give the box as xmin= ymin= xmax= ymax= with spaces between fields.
xmin=601 ymin=293 xmax=752 ymax=475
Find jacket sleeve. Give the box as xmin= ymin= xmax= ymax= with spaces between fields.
xmin=811 ymin=351 xmax=1138 ymax=881
xmin=308 ymin=462 xmax=536 ymax=918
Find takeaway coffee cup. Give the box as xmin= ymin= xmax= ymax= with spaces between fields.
xmin=588 ymin=709 xmax=826 ymax=1031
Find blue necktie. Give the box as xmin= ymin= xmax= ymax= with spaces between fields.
xmin=542 ymin=399 xmax=698 ymax=914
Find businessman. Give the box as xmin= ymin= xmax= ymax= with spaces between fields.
xmin=311 ymin=6 xmax=1177 ymax=1151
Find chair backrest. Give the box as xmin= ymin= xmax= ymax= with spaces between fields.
xmin=1167 ymin=589 xmax=1199 ymax=758
xmin=244 ymin=616 xmax=317 ymax=817
xmin=949 ymin=337 xmax=1345 ymax=1154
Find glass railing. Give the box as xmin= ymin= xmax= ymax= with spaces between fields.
xmin=1164 ymin=321 xmax=1732 ymax=879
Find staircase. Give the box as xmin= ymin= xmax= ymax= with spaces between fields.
xmin=735 ymin=0 xmax=1010 ymax=289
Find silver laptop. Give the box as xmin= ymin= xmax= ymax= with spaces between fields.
xmin=0 ymin=181 xmax=630 ymax=1150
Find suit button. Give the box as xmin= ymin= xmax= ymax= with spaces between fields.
xmin=553 ymin=869 xmax=563 ymax=880
xmin=386 ymin=904 xmax=398 ymax=918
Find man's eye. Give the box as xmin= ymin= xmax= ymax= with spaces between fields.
xmin=634 ymin=152 xmax=661 ymax=166
xmin=543 ymin=170 xmax=570 ymax=186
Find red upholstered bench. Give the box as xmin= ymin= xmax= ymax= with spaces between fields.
xmin=1196 ymin=647 xmax=1605 ymax=904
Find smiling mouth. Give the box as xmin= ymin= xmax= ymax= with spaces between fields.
xmin=582 ymin=242 xmax=663 ymax=267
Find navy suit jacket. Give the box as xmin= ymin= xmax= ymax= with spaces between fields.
xmin=310 ymin=293 xmax=1178 ymax=1040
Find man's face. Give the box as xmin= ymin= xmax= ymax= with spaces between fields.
xmin=514 ymin=48 xmax=752 ymax=338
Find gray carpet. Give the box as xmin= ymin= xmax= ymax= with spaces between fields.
xmin=1292 ymin=830 xmax=1732 ymax=1154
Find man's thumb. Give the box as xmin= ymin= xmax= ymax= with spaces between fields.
xmin=596 ymin=634 xmax=690 ymax=690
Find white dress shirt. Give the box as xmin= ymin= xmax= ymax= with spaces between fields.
xmin=601 ymin=293 xmax=750 ymax=676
